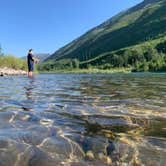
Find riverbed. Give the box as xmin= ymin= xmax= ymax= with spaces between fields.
xmin=0 ymin=73 xmax=165 ymax=165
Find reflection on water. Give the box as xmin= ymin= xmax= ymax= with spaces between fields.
xmin=0 ymin=73 xmax=165 ymax=166
xmin=23 ymin=78 xmax=35 ymax=111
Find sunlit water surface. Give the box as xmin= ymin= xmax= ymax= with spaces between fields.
xmin=0 ymin=73 xmax=165 ymax=166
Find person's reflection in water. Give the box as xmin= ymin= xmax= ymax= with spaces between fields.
xmin=23 ymin=77 xmax=36 ymax=112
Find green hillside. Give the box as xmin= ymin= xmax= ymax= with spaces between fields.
xmin=39 ymin=0 xmax=166 ymax=72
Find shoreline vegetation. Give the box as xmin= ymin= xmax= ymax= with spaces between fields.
xmin=1 ymin=37 xmax=166 ymax=75
xmin=38 ymin=68 xmax=132 ymax=74
xmin=0 ymin=52 xmax=165 ymax=75
xmin=0 ymin=55 xmax=27 ymax=76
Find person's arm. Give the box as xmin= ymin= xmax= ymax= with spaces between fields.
xmin=30 ymin=54 xmax=39 ymax=63
xmin=32 ymin=57 xmax=39 ymax=63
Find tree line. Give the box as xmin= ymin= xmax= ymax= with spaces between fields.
xmin=1 ymin=39 xmax=165 ymax=72
xmin=0 ymin=46 xmax=27 ymax=70
xmin=38 ymin=40 xmax=166 ymax=72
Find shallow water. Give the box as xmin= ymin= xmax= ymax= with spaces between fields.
xmin=0 ymin=73 xmax=165 ymax=166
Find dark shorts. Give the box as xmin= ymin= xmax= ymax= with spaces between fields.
xmin=28 ymin=63 xmax=34 ymax=72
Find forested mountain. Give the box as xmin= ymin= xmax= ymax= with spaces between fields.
xmin=39 ymin=0 xmax=166 ymax=72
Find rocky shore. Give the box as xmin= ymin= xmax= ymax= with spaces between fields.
xmin=0 ymin=67 xmax=27 ymax=76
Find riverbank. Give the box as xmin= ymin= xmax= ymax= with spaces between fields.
xmin=0 ymin=67 xmax=27 ymax=76
xmin=38 ymin=68 xmax=132 ymax=74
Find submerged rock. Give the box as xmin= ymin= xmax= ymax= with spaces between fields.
xmin=106 ymin=139 xmax=116 ymax=156
xmin=0 ymin=72 xmax=4 ymax=76
xmin=16 ymin=145 xmax=59 ymax=166
xmin=39 ymin=136 xmax=85 ymax=161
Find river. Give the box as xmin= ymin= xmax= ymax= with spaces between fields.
xmin=0 ymin=73 xmax=165 ymax=166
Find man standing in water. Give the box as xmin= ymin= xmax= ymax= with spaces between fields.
xmin=27 ymin=49 xmax=39 ymax=77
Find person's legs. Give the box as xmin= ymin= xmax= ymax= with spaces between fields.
xmin=28 ymin=71 xmax=33 ymax=77
xmin=28 ymin=64 xmax=34 ymax=77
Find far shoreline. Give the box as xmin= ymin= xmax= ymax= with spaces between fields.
xmin=38 ymin=69 xmax=166 ymax=74
xmin=38 ymin=68 xmax=132 ymax=74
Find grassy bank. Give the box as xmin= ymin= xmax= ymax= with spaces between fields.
xmin=38 ymin=67 xmax=131 ymax=74
xmin=0 ymin=55 xmax=27 ymax=70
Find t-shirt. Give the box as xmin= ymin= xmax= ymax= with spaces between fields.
xmin=27 ymin=53 xmax=34 ymax=66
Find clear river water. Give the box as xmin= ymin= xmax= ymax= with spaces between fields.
xmin=0 ymin=73 xmax=165 ymax=166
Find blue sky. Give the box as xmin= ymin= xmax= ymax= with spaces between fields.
xmin=0 ymin=0 xmax=142 ymax=57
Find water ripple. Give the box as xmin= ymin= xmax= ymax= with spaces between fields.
xmin=0 ymin=73 xmax=165 ymax=165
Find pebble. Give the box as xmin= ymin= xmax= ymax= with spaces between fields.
xmin=98 ymin=153 xmax=112 ymax=165
xmin=105 ymin=133 xmax=114 ymax=138
xmin=102 ymin=129 xmax=114 ymax=139
xmin=85 ymin=150 xmax=95 ymax=160
xmin=107 ymin=157 xmax=112 ymax=165
xmin=98 ymin=153 xmax=105 ymax=160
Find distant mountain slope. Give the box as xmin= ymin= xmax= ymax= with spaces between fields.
xmin=22 ymin=53 xmax=50 ymax=63
xmin=34 ymin=53 xmax=50 ymax=62
xmin=46 ymin=0 xmax=166 ymax=62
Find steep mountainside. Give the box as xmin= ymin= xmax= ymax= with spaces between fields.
xmin=46 ymin=0 xmax=166 ymax=62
